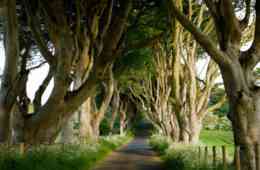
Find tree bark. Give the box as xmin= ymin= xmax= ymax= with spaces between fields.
xmin=189 ymin=116 xmax=202 ymax=144
xmin=109 ymin=86 xmax=120 ymax=133
xmin=0 ymin=0 xmax=18 ymax=143
xmin=79 ymin=98 xmax=94 ymax=141
xmin=119 ymin=111 xmax=127 ymax=135
xmin=60 ymin=114 xmax=77 ymax=144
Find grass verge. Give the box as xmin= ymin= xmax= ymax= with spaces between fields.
xmin=200 ymin=130 xmax=234 ymax=156
xmin=149 ymin=130 xmax=235 ymax=170
xmin=0 ymin=134 xmax=132 ymax=170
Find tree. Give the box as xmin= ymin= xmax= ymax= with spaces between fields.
xmin=169 ymin=1 xmax=226 ymax=143
xmin=131 ymin=40 xmax=225 ymax=143
xmin=169 ymin=0 xmax=259 ymax=169
xmin=129 ymin=0 xmax=225 ymax=143
xmin=0 ymin=0 xmax=132 ymax=144
xmin=0 ymin=0 xmax=20 ymax=143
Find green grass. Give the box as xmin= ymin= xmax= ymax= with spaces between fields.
xmin=200 ymin=130 xmax=234 ymax=157
xmin=200 ymin=130 xmax=234 ymax=146
xmin=149 ymin=134 xmax=171 ymax=155
xmin=149 ymin=130 xmax=235 ymax=170
xmin=0 ymin=135 xmax=132 ymax=170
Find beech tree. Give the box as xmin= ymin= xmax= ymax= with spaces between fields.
xmin=0 ymin=0 xmax=20 ymax=143
xmin=109 ymin=82 xmax=120 ymax=133
xmin=61 ymin=67 xmax=114 ymax=143
xmin=131 ymin=40 xmax=225 ymax=143
xmin=169 ymin=0 xmax=226 ymax=144
xmin=130 ymin=0 xmax=225 ymax=143
xmin=0 ymin=0 xmax=132 ymax=144
xmin=170 ymin=0 xmax=259 ymax=169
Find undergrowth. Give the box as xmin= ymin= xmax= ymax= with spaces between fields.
xmin=0 ymin=134 xmax=131 ymax=170
xmin=149 ymin=133 xmax=235 ymax=170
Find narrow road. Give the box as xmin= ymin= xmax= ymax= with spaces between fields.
xmin=92 ymin=138 xmax=165 ymax=170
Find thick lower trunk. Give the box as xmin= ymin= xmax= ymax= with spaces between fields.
xmin=24 ymin=102 xmax=74 ymax=144
xmin=119 ymin=111 xmax=126 ymax=135
xmin=179 ymin=128 xmax=189 ymax=143
xmin=189 ymin=128 xmax=201 ymax=144
xmin=60 ymin=113 xmax=77 ymax=144
xmin=0 ymin=103 xmax=11 ymax=142
xmin=161 ymin=122 xmax=170 ymax=137
xmin=0 ymin=0 xmax=19 ymax=143
xmin=170 ymin=126 xmax=180 ymax=142
xmin=189 ymin=118 xmax=202 ymax=144
xmin=218 ymin=58 xmax=260 ymax=170
xmin=79 ymin=98 xmax=95 ymax=141
xmin=179 ymin=116 xmax=190 ymax=143
xmin=231 ymin=95 xmax=260 ymax=170
xmin=91 ymin=120 xmax=100 ymax=141
xmin=10 ymin=105 xmax=24 ymax=144
xmin=120 ymin=122 xmax=124 ymax=136
xmin=239 ymin=145 xmax=257 ymax=170
xmin=109 ymin=111 xmax=117 ymax=133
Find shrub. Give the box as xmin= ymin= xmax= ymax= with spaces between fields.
xmin=163 ymin=145 xmax=234 ymax=170
xmin=203 ymin=113 xmax=232 ymax=131
xmin=149 ymin=134 xmax=171 ymax=155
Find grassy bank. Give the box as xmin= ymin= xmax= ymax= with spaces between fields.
xmin=200 ymin=130 xmax=234 ymax=156
xmin=200 ymin=130 xmax=234 ymax=146
xmin=149 ymin=130 xmax=235 ymax=170
xmin=0 ymin=135 xmax=132 ymax=170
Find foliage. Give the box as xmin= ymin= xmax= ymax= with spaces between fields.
xmin=149 ymin=134 xmax=171 ymax=155
xmin=162 ymin=146 xmax=234 ymax=170
xmin=203 ymin=113 xmax=232 ymax=131
xmin=100 ymin=118 xmax=111 ymax=135
xmin=114 ymin=0 xmax=168 ymax=92
xmin=0 ymin=135 xmax=131 ymax=170
xmin=149 ymin=131 xmax=235 ymax=170
xmin=209 ymin=88 xmax=229 ymax=117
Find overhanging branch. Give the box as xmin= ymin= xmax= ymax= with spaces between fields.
xmin=240 ymin=0 xmax=252 ymax=30
xmin=169 ymin=0 xmax=228 ymax=67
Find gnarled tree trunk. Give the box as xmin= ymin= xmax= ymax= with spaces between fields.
xmin=0 ymin=0 xmax=18 ymax=143
xmin=170 ymin=0 xmax=260 ymax=169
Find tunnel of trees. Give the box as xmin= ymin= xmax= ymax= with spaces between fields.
xmin=0 ymin=0 xmax=259 ymax=170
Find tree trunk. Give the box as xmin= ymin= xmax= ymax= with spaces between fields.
xmin=179 ymin=128 xmax=189 ymax=143
xmin=109 ymin=86 xmax=120 ymax=133
xmin=90 ymin=69 xmax=115 ymax=140
xmin=91 ymin=113 xmax=101 ymax=141
xmin=119 ymin=111 xmax=127 ymax=135
xmin=189 ymin=117 xmax=202 ymax=144
xmin=221 ymin=64 xmax=260 ymax=170
xmin=179 ymin=116 xmax=190 ymax=143
xmin=169 ymin=114 xmax=180 ymax=142
xmin=169 ymin=0 xmax=260 ymax=169
xmin=0 ymin=0 xmax=18 ymax=143
xmin=79 ymin=98 xmax=95 ymax=141
xmin=109 ymin=111 xmax=117 ymax=133
xmin=231 ymin=96 xmax=260 ymax=170
xmin=60 ymin=113 xmax=77 ymax=144
xmin=10 ymin=104 xmax=25 ymax=144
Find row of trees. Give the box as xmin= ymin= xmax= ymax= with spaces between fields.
xmin=0 ymin=0 xmax=259 ymax=169
xmin=124 ymin=0 xmax=259 ymax=169
xmin=170 ymin=0 xmax=259 ymax=170
xmin=130 ymin=0 xmax=226 ymax=144
xmin=0 ymin=0 xmax=133 ymax=144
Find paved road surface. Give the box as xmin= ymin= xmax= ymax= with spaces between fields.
xmin=92 ymin=138 xmax=165 ymax=170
